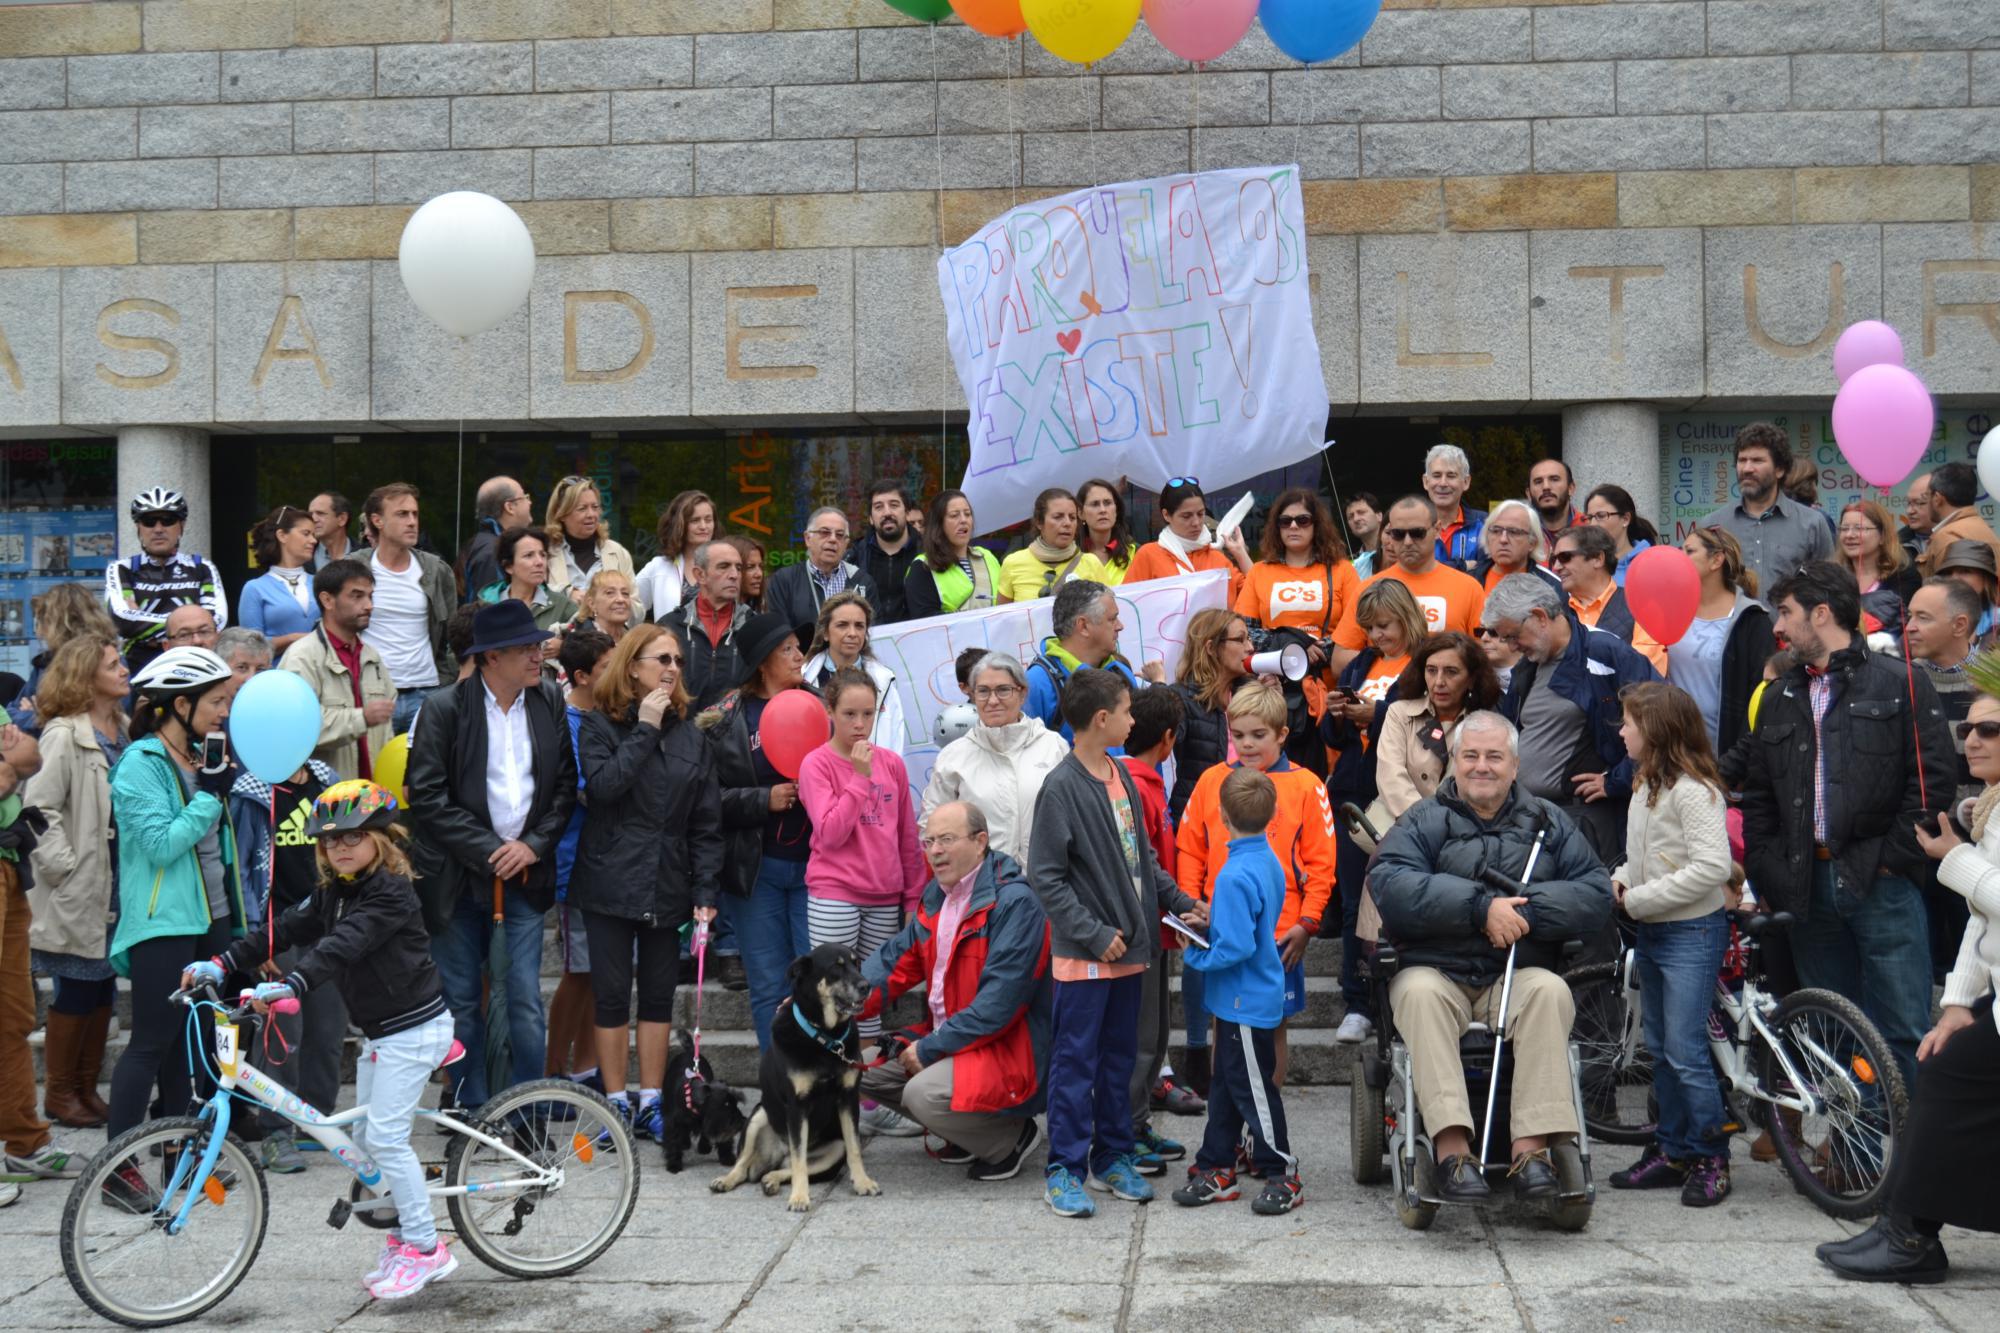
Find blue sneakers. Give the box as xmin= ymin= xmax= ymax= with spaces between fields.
xmin=1088 ymin=1155 xmax=1155 ymax=1202
xmin=634 ymin=1098 xmax=665 ymax=1143
xmin=1045 ymin=1165 xmax=1096 ymax=1217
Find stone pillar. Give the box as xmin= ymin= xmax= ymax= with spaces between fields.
xmin=116 ymin=426 xmax=212 ymax=560
xmin=1563 ymin=403 xmax=1661 ymax=525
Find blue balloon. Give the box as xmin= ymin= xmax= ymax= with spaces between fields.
xmin=227 ymin=668 xmax=323 ymax=784
xmin=1260 ymin=0 xmax=1381 ymax=64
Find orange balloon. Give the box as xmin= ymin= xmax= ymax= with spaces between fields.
xmin=951 ymin=0 xmax=1026 ymax=37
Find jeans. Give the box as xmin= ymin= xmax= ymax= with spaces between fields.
xmin=430 ymin=886 xmax=547 ymax=1111
xmin=391 ymin=687 xmax=428 ymax=736
xmin=727 ymin=856 xmax=811 ymax=1050
xmin=354 ymin=1013 xmax=455 ymax=1250
xmin=1794 ymin=863 xmax=1931 ymax=1091
xmin=1635 ymin=911 xmax=1730 ymax=1161
xmin=1045 ymin=973 xmax=1142 ymax=1178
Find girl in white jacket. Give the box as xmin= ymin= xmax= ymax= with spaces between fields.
xmin=1608 ymin=682 xmax=1736 ymax=1208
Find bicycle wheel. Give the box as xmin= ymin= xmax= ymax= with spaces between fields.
xmin=61 ymin=1116 xmax=269 ymax=1329
xmin=1565 ymin=962 xmax=1657 ymax=1145
xmin=445 ymin=1078 xmax=639 ymax=1278
xmin=1758 ymin=988 xmax=1909 ymax=1220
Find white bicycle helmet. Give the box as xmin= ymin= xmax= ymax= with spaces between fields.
xmin=130 ymin=486 xmax=188 ymax=521
xmin=130 ymin=646 xmax=232 ymax=695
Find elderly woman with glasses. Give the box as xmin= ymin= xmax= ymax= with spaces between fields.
xmin=921 ymin=651 xmax=1069 ymax=866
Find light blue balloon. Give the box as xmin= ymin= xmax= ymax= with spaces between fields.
xmin=1260 ymin=0 xmax=1381 ymax=64
xmin=227 ymin=668 xmax=323 ymax=784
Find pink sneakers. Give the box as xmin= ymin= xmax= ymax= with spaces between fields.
xmin=367 ymin=1238 xmax=458 ymax=1301
xmin=362 ymin=1234 xmax=402 ymax=1288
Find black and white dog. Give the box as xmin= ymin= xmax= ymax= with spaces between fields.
xmin=709 ymin=944 xmax=881 ymax=1212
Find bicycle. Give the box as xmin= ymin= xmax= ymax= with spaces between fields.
xmin=60 ymin=983 xmax=640 ymax=1328
xmin=1566 ymin=910 xmax=1909 ymax=1219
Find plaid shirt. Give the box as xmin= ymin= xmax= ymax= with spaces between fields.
xmin=810 ymin=561 xmax=849 ymax=600
xmin=1806 ymin=667 xmax=1835 ymax=842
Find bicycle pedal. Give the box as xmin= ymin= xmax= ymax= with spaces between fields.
xmin=424 ymin=1163 xmax=443 ymax=1181
xmin=327 ymin=1198 xmax=352 ymax=1230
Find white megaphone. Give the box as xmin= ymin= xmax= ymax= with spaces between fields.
xmin=1246 ymin=644 xmax=1310 ymax=682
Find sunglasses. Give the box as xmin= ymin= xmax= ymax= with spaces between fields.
xmin=1275 ymin=513 xmax=1315 ymax=529
xmin=638 ymin=652 xmax=685 ymax=667
xmin=137 ymin=513 xmax=179 ymax=528
xmin=1956 ymin=720 xmax=2000 ymax=742
xmin=1551 ymin=550 xmax=1581 ymax=564
xmin=1166 ymin=476 xmax=1200 ymax=489
xmin=1383 ymin=527 xmax=1431 ymax=542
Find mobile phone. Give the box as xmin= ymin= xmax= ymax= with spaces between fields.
xmin=198 ymin=732 xmax=229 ymax=774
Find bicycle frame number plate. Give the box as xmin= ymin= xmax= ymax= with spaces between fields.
xmin=215 ymin=1021 xmax=239 ymax=1078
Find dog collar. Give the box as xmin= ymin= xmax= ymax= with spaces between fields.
xmin=791 ymin=1003 xmax=858 ymax=1064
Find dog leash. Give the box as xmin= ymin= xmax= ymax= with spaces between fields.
xmin=683 ymin=921 xmax=710 ymax=1113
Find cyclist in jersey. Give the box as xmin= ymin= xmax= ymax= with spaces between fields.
xmin=104 ymin=487 xmax=227 ymax=673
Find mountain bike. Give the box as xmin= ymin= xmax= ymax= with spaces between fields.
xmin=1566 ymin=910 xmax=1909 ymax=1219
xmin=60 ymin=983 xmax=639 ymax=1328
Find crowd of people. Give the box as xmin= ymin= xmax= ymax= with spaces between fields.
xmin=0 ymin=429 xmax=1995 ymax=1294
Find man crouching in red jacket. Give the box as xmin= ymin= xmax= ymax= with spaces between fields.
xmin=859 ymin=800 xmax=1051 ymax=1181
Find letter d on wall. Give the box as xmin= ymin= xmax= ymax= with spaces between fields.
xmin=95 ymin=298 xmax=181 ymax=389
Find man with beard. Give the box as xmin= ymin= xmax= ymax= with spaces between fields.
xmin=1527 ymin=459 xmax=1579 ymax=552
xmin=1700 ymin=422 xmax=1831 ymax=593
xmin=850 ymin=479 xmax=919 ymax=624
xmin=281 ymin=558 xmax=396 ymax=782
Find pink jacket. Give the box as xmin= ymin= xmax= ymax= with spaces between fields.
xmin=798 ymin=744 xmax=928 ymax=911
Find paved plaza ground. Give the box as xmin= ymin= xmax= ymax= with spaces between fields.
xmin=2 ymin=1087 xmax=1994 ymax=1332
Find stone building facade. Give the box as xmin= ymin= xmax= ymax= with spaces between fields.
xmin=0 ymin=0 xmax=1995 ymax=561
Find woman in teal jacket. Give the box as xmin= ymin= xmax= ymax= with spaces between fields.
xmin=105 ymin=646 xmax=246 ymax=1150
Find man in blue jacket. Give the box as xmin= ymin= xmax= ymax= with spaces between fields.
xmin=1024 ymin=580 xmax=1140 ymax=743
xmin=1484 ymin=573 xmax=1660 ymax=867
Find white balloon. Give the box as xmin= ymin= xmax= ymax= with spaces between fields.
xmin=1979 ymin=426 xmax=2000 ymax=505
xmin=397 ymin=192 xmax=536 ymax=339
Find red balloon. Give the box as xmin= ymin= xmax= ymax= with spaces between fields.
xmin=1624 ymin=545 xmax=1702 ymax=647
xmin=759 ymin=687 xmax=830 ymax=780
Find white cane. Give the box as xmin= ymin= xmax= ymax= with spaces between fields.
xmin=1478 ymin=821 xmax=1549 ymax=1171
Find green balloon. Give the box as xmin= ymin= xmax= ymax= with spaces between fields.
xmin=881 ymin=0 xmax=955 ymax=18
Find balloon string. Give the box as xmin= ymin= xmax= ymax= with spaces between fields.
xmin=1005 ymin=37 xmax=1018 ymax=211
xmin=933 ymin=20 xmax=947 ymax=483
xmin=1192 ymin=63 xmax=1202 ymax=174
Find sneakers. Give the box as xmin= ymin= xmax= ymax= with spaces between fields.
xmin=968 ymin=1119 xmax=1041 ymax=1183
xmin=2 ymin=1144 xmax=80 ymax=1181
xmin=934 ymin=1142 xmax=977 ymax=1166
xmin=1610 ymin=1144 xmax=1688 ymax=1191
xmin=716 ymin=954 xmax=749 ymax=992
xmin=367 ymin=1238 xmax=458 ymax=1301
xmin=570 ymin=1069 xmax=606 ymax=1095
xmin=1087 ymin=1154 xmax=1155 ymax=1202
xmin=1252 ymin=1174 xmax=1305 ymax=1215
xmin=363 ymin=1233 xmax=404 ymax=1287
xmin=0 ymin=1181 xmax=17 ymax=1209
xmin=633 ymin=1098 xmax=665 ymax=1144
xmin=1132 ymin=1125 xmax=1183 ymax=1176
xmin=1681 ymin=1155 xmax=1731 ymax=1208
xmin=1150 ymin=1079 xmax=1206 ymax=1117
xmin=594 ymin=1094 xmax=634 ymax=1149
xmin=100 ymin=1160 xmax=158 ymax=1215
xmin=1044 ymin=1165 xmax=1096 ymax=1217
xmin=1171 ymin=1165 xmax=1240 ymax=1207
xmin=1334 ymin=1012 xmax=1374 ymax=1044
xmin=260 ymin=1137 xmax=308 ymax=1175
xmin=860 ymin=1103 xmax=922 ymax=1137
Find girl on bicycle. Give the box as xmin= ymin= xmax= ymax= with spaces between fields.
xmin=1607 ymin=683 xmax=1736 ymax=1207
xmin=185 ymin=779 xmax=457 ymax=1302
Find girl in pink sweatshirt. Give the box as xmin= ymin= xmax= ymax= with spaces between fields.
xmin=798 ymin=666 xmax=928 ymax=1044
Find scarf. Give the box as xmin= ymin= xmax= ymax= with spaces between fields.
xmin=1028 ymin=536 xmax=1079 ymax=565
xmin=1971 ymin=784 xmax=2000 ymax=843
xmin=271 ymin=564 xmax=312 ymax=614
xmin=1154 ymin=523 xmax=1214 ymax=574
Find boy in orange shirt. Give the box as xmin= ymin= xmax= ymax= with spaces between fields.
xmin=1174 ymin=681 xmax=1337 ymax=1086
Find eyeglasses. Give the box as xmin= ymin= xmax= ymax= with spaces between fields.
xmin=805 ymin=527 xmax=848 ymax=540
xmin=1487 ymin=525 xmax=1533 ymax=540
xmin=1584 ymin=511 xmax=1624 ymax=523
xmin=323 ymin=830 xmax=370 ymax=849
xmin=1275 ymin=513 xmax=1315 ymax=529
xmin=920 ymin=832 xmax=976 ymax=851
xmin=1956 ymin=720 xmax=2000 ymax=742
xmin=973 ymin=685 xmax=1020 ymax=701
xmin=638 ymin=652 xmax=684 ymax=667
xmin=137 ymin=513 xmax=179 ymax=528
xmin=1383 ymin=527 xmax=1431 ymax=543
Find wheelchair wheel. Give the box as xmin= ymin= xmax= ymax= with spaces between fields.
xmin=1395 ymin=1143 xmax=1440 ymax=1231
xmin=1565 ymin=961 xmax=1657 ymax=1145
xmin=1544 ymin=1141 xmax=1593 ymax=1233
xmin=1758 ymin=988 xmax=1908 ymax=1221
xmin=1350 ymin=1072 xmax=1388 ymax=1184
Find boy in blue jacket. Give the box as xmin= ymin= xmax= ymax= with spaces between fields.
xmin=1171 ymin=768 xmax=1301 ymax=1214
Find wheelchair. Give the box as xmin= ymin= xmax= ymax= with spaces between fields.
xmin=1347 ymin=937 xmax=1596 ymax=1232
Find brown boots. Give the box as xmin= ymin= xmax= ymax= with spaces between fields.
xmin=41 ymin=1008 xmax=110 ymax=1128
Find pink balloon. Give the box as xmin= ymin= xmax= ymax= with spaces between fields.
xmin=1143 ymin=0 xmax=1258 ymax=63
xmin=1625 ymin=545 xmax=1701 ymax=646
xmin=1831 ymin=363 xmax=1934 ymax=489
xmin=1832 ymin=319 xmax=1904 ymax=385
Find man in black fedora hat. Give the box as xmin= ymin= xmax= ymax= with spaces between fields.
xmin=407 ymin=599 xmax=577 ymax=1112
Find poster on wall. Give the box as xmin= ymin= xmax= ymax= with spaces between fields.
xmin=939 ymin=166 xmax=1331 ymax=529
xmin=1657 ymin=408 xmax=2000 ymax=542
xmin=869 ymin=569 xmax=1230 ymax=802
xmin=0 ymin=509 xmax=118 ymax=680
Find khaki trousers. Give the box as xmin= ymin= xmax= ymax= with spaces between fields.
xmin=1388 ymin=965 xmax=1577 ymax=1142
xmin=860 ymin=1056 xmax=1024 ymax=1163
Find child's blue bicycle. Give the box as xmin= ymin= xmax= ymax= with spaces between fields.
xmin=59 ymin=983 xmax=639 ymax=1328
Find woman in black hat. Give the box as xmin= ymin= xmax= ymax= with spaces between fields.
xmin=696 ymin=613 xmax=818 ymax=1050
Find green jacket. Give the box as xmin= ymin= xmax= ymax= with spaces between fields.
xmin=107 ymin=735 xmax=245 ymax=975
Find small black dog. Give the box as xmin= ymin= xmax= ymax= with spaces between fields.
xmin=709 ymin=944 xmax=880 ymax=1212
xmin=663 ymin=1028 xmax=747 ymax=1174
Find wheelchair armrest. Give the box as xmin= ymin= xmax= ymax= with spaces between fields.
xmin=1372 ymin=940 xmax=1400 ymax=978
xmin=1558 ymin=938 xmax=1586 ymax=966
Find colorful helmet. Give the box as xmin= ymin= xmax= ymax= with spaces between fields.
xmin=310 ymin=779 xmax=400 ymax=836
xmin=129 ymin=646 xmax=232 ymax=696
xmin=131 ymin=487 xmax=188 ymax=521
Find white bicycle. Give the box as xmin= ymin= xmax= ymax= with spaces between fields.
xmin=60 ymin=983 xmax=639 ymax=1328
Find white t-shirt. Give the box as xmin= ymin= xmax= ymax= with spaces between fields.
xmin=363 ymin=553 xmax=438 ymax=689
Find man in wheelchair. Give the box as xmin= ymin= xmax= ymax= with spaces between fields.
xmin=1370 ymin=711 xmax=1614 ymax=1203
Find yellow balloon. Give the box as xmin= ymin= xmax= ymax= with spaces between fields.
xmin=374 ymin=732 xmax=412 ymax=805
xmin=1021 ymin=0 xmax=1140 ymax=65
xmin=1746 ymin=680 xmax=1769 ymax=734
